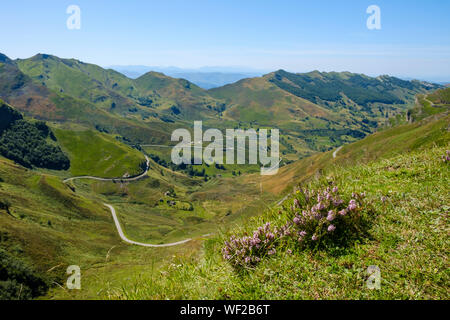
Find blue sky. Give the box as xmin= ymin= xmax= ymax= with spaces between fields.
xmin=1 ymin=0 xmax=449 ymax=81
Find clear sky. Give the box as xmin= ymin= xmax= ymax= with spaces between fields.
xmin=1 ymin=0 xmax=449 ymax=81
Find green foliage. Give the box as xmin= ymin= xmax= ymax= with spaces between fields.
xmin=114 ymin=144 xmax=449 ymax=300
xmin=0 ymin=120 xmax=70 ymax=170
xmin=0 ymin=100 xmax=22 ymax=134
xmin=0 ymin=248 xmax=49 ymax=300
xmin=269 ymin=70 xmax=434 ymax=107
xmin=427 ymin=87 xmax=450 ymax=105
xmin=54 ymin=129 xmax=144 ymax=177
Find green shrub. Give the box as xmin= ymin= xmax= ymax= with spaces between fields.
xmin=0 ymin=248 xmax=50 ymax=300
xmin=0 ymin=120 xmax=70 ymax=170
xmin=222 ymin=185 xmax=373 ymax=269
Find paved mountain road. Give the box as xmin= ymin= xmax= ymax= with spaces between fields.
xmin=103 ymin=203 xmax=193 ymax=247
xmin=63 ymin=155 xmax=198 ymax=247
xmin=63 ymin=156 xmax=150 ymax=183
xmin=333 ymin=146 xmax=343 ymax=159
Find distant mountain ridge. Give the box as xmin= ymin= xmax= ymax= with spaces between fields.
xmin=0 ymin=53 xmax=442 ymax=158
xmin=109 ymin=65 xmax=263 ymax=88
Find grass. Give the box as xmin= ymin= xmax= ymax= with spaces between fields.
xmin=260 ymin=111 xmax=449 ymax=195
xmin=54 ymin=128 xmax=145 ymax=178
xmin=1 ymin=83 xmax=448 ymax=300
xmin=36 ymin=154 xmax=276 ymax=299
xmin=38 ymin=110 xmax=449 ymax=300
xmin=109 ymin=143 xmax=449 ymax=299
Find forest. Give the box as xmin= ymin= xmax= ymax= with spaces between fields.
xmin=0 ymin=101 xmax=70 ymax=170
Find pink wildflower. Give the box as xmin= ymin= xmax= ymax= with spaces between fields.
xmin=348 ymin=199 xmax=357 ymax=211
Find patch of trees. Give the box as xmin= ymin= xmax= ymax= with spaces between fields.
xmin=160 ymin=115 xmax=175 ymax=123
xmin=270 ymin=70 xmax=405 ymax=107
xmin=0 ymin=100 xmax=23 ymax=133
xmin=170 ymin=105 xmax=181 ymax=115
xmin=299 ymin=129 xmax=366 ymax=139
xmin=137 ymin=97 xmax=153 ymax=107
xmin=0 ymin=248 xmax=50 ymax=300
xmin=0 ymin=199 xmax=12 ymax=215
xmin=0 ymin=120 xmax=70 ymax=170
xmin=149 ymin=154 xmax=210 ymax=178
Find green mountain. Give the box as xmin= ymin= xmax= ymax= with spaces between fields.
xmin=0 ymin=100 xmax=69 ymax=170
xmin=0 ymin=52 xmax=448 ymax=300
xmin=15 ymin=54 xmax=223 ymax=121
xmin=112 ymin=108 xmax=450 ymax=300
xmin=410 ymin=86 xmax=450 ymax=121
xmin=0 ymin=54 xmax=175 ymax=145
xmin=209 ymin=69 xmax=440 ymax=157
xmin=1 ymin=53 xmax=442 ymax=160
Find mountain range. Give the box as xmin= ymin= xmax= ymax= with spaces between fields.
xmin=0 ymin=52 xmax=448 ymax=300
xmin=108 ymin=65 xmax=264 ymax=89
xmin=0 ymin=53 xmax=441 ymax=160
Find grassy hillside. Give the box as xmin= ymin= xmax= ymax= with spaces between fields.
xmin=0 ymin=54 xmax=176 ymax=146
xmin=134 ymin=71 xmax=224 ymax=119
xmin=268 ymin=70 xmax=436 ymax=107
xmin=0 ymin=156 xmax=116 ymax=298
xmin=16 ymin=54 xmax=224 ymax=121
xmin=0 ymin=153 xmax=218 ymax=299
xmin=109 ymin=115 xmax=449 ymax=300
xmin=54 ymin=128 xmax=145 ymax=178
xmin=261 ymin=111 xmax=449 ymax=195
xmin=410 ymin=87 xmax=450 ymax=122
xmin=427 ymin=87 xmax=450 ymax=105
xmin=209 ymin=70 xmax=441 ymax=158
xmin=1 ymin=52 xmax=448 ymax=300
xmin=3 ymin=52 xmax=442 ymax=161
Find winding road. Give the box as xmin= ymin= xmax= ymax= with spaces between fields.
xmin=104 ymin=203 xmax=193 ymax=247
xmin=333 ymin=146 xmax=343 ymax=159
xmin=63 ymin=155 xmax=197 ymax=247
xmin=63 ymin=155 xmax=150 ymax=183
xmin=62 ymin=148 xmax=310 ymax=247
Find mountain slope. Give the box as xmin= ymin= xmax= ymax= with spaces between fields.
xmin=134 ymin=71 xmax=225 ymax=119
xmin=16 ymin=54 xmax=139 ymax=113
xmin=209 ymin=69 xmax=441 ymax=157
xmin=113 ymin=108 xmax=449 ymax=300
xmin=411 ymin=87 xmax=450 ymax=121
xmin=210 ymin=70 xmax=440 ymax=125
xmin=0 ymin=54 xmax=174 ymax=145
xmin=4 ymin=53 xmax=442 ymax=159
xmin=16 ymin=54 xmax=225 ymax=121
xmin=261 ymin=110 xmax=449 ymax=195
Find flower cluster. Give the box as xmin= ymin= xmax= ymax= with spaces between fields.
xmin=222 ymin=221 xmax=291 ymax=268
xmin=442 ymin=150 xmax=450 ymax=163
xmin=289 ymin=187 xmax=366 ymax=248
xmin=222 ymin=185 xmax=368 ymax=268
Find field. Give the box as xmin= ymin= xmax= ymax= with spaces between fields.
xmin=1 ymin=52 xmax=448 ymax=300
xmin=54 ymin=128 xmax=146 ymax=178
xmin=41 ymin=108 xmax=449 ymax=300
xmin=110 ymin=142 xmax=449 ymax=299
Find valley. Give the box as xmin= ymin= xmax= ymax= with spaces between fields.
xmin=0 ymin=52 xmax=448 ymax=300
